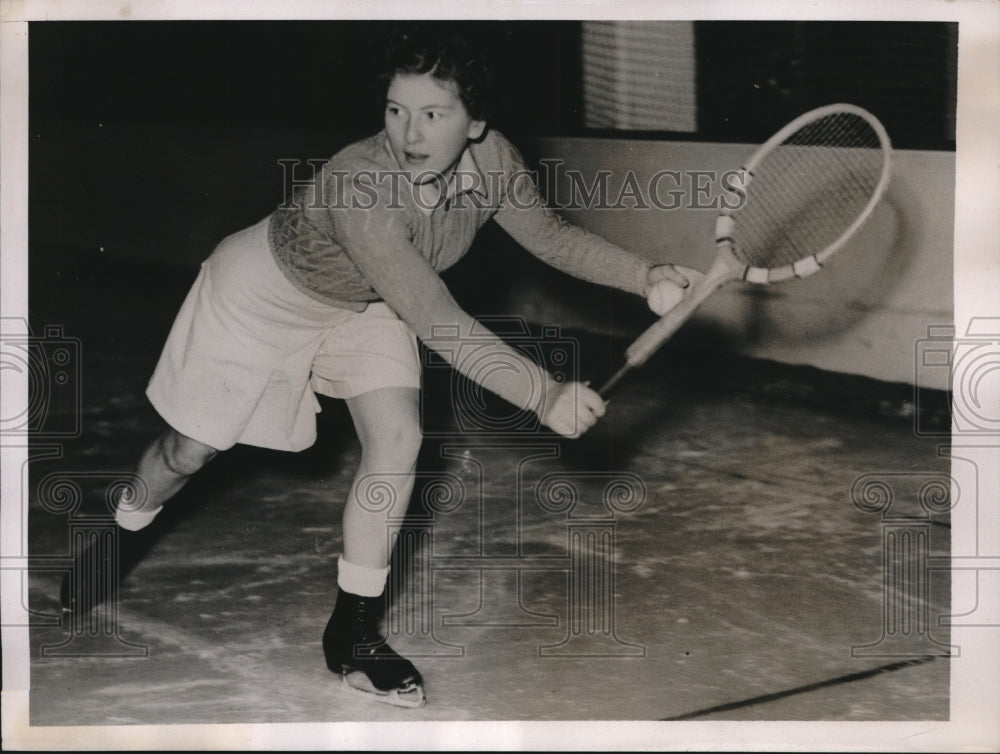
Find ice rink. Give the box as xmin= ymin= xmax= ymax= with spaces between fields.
xmin=26 ymin=249 xmax=951 ymax=725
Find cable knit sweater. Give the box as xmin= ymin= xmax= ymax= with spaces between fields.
xmin=267 ymin=129 xmax=653 ymax=415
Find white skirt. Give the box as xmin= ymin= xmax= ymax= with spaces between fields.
xmin=146 ymin=217 xmax=421 ymax=452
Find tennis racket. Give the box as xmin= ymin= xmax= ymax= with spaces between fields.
xmin=599 ymin=103 xmax=893 ymax=398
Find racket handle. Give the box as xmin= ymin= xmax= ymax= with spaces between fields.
xmin=597 ymin=362 xmax=633 ymax=399
xmin=624 ymin=282 xmax=713 ymax=368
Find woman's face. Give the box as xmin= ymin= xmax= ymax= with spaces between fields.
xmin=385 ymin=72 xmax=486 ymax=185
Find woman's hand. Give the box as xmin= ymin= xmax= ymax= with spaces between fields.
xmin=538 ymin=381 xmax=607 ymax=439
xmin=645 ymin=264 xmax=702 ymax=316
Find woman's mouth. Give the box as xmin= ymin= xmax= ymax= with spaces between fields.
xmin=404 ymin=151 xmax=429 ymax=165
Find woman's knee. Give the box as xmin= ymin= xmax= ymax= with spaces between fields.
xmin=361 ymin=418 xmax=423 ymax=469
xmin=158 ymin=429 xmax=218 ymax=477
xmin=348 ymin=388 xmax=423 ymax=469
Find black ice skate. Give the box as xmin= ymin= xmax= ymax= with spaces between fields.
xmin=322 ymin=588 xmax=426 ymax=708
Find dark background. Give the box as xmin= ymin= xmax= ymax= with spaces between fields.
xmin=29 ymin=21 xmax=583 ymax=144
xmin=31 ymin=20 xmax=956 ymax=149
xmin=695 ymin=21 xmax=956 ymax=149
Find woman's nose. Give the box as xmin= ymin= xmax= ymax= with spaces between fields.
xmin=405 ymin=117 xmax=421 ymax=144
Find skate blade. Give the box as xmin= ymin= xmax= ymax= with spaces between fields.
xmin=340 ymin=671 xmax=427 ymax=709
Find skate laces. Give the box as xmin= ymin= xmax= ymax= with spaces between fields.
xmin=350 ymin=597 xmax=395 ymax=655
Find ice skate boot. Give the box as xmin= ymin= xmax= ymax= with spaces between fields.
xmin=322 ymin=588 xmax=426 ymax=708
xmin=60 ymin=519 xmax=159 ymax=617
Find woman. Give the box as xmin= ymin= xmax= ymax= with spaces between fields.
xmin=63 ymin=25 xmax=690 ymax=708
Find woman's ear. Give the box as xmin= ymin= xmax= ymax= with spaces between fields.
xmin=467 ymin=120 xmax=487 ymax=141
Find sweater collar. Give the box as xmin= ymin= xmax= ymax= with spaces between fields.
xmin=448 ymin=145 xmax=490 ymax=200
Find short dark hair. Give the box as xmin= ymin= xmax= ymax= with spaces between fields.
xmin=381 ymin=24 xmax=493 ymax=122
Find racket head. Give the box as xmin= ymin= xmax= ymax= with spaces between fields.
xmin=718 ymin=103 xmax=893 ymax=284
xmin=618 ymin=104 xmax=891 ymax=374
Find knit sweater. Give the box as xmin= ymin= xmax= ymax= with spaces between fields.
xmin=268 ymin=129 xmax=653 ymax=416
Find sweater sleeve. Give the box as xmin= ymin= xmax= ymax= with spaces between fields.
xmin=328 ymin=170 xmax=559 ymax=415
xmin=489 ymin=134 xmax=654 ymax=297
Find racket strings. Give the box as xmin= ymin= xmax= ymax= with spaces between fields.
xmin=751 ymin=144 xmax=878 ymax=264
xmin=734 ymin=112 xmax=886 ymax=270
xmin=739 ymin=118 xmax=882 ymax=267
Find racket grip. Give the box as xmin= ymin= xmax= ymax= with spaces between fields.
xmin=624 ymin=286 xmax=707 ymax=368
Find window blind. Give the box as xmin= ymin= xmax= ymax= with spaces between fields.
xmin=581 ymin=21 xmax=697 ymax=132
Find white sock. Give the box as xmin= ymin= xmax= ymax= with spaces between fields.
xmin=337 ymin=556 xmax=389 ymax=598
xmin=115 ymin=505 xmax=163 ymax=532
